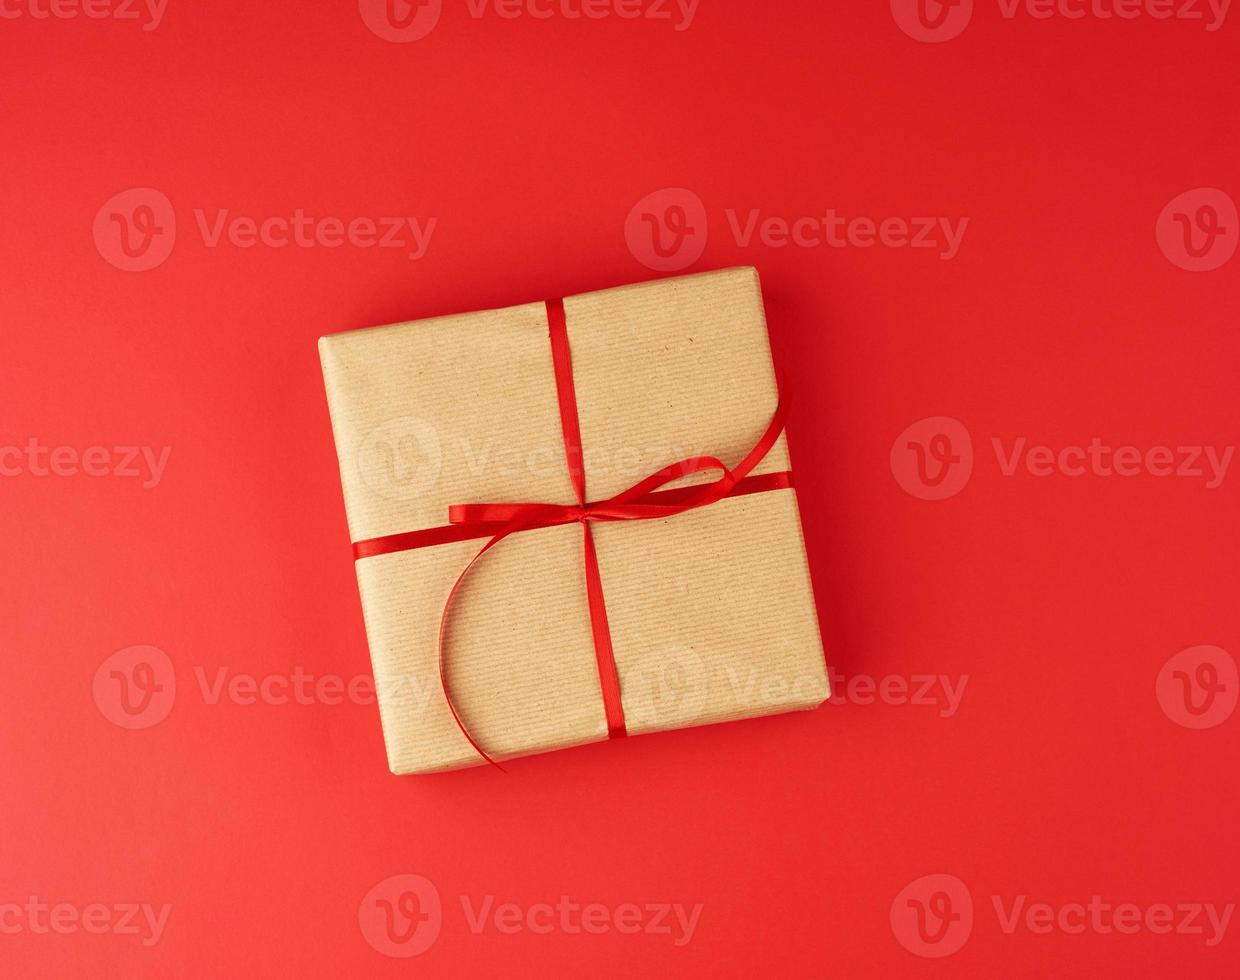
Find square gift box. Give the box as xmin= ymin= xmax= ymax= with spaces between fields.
xmin=319 ymin=267 xmax=829 ymax=774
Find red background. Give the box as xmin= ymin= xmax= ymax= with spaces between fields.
xmin=2 ymin=0 xmax=1238 ymax=976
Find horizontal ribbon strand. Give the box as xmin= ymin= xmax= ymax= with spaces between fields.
xmin=352 ymin=470 xmax=795 ymax=561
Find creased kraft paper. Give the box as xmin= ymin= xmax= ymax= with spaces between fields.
xmin=319 ymin=267 xmax=829 ymax=774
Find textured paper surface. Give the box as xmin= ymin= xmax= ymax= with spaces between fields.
xmin=319 ymin=267 xmax=828 ymax=773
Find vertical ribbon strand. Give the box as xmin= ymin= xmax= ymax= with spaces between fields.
xmin=545 ymin=298 xmax=627 ymax=739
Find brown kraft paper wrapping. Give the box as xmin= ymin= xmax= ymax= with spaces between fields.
xmin=319 ymin=267 xmax=829 ymax=774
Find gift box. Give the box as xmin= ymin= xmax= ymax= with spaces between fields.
xmin=319 ymin=267 xmax=829 ymax=774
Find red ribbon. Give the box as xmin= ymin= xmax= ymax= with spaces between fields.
xmin=352 ymin=298 xmax=792 ymax=769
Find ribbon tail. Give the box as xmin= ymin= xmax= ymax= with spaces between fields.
xmin=436 ymin=530 xmax=515 ymax=772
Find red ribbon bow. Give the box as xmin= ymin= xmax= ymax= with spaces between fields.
xmin=353 ymin=298 xmax=792 ymax=769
